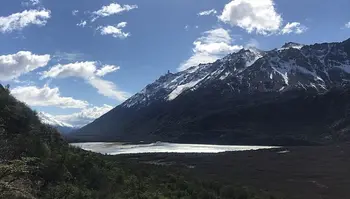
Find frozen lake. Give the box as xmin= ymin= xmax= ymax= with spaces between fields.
xmin=70 ymin=142 xmax=278 ymax=155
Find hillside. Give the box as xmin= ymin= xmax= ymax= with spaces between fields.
xmin=71 ymin=38 xmax=350 ymax=145
xmin=0 ymin=84 xmax=274 ymax=199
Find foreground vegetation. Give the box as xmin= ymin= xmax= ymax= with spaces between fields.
xmin=0 ymin=84 xmax=277 ymax=199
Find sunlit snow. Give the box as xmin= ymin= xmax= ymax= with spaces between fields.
xmin=167 ymin=77 xmax=205 ymax=100
xmin=38 ymin=112 xmax=73 ymax=128
xmin=272 ymin=66 xmax=289 ymax=85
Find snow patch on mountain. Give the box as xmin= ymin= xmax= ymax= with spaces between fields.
xmin=38 ymin=112 xmax=74 ymax=128
xmin=167 ymin=76 xmax=207 ymax=101
xmin=245 ymin=48 xmax=264 ymax=67
xmin=294 ymin=65 xmax=324 ymax=82
xmin=279 ymin=42 xmax=304 ymax=50
xmin=272 ymin=66 xmax=289 ymax=85
xmin=220 ymin=72 xmax=231 ymax=80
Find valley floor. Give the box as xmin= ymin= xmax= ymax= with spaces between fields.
xmin=116 ymin=144 xmax=350 ymax=199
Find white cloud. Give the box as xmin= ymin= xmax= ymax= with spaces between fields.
xmin=116 ymin=21 xmax=127 ymax=28
xmin=219 ymin=0 xmax=282 ymax=35
xmin=11 ymin=85 xmax=89 ymax=109
xmin=72 ymin=10 xmax=79 ymax=16
xmin=281 ymin=22 xmax=307 ymax=34
xmin=77 ymin=20 xmax=87 ymax=27
xmin=98 ymin=22 xmax=130 ymax=39
xmin=345 ymin=21 xmax=350 ymax=28
xmin=96 ymin=65 xmax=120 ymax=77
xmin=42 ymin=62 xmax=129 ymax=101
xmin=22 ymin=0 xmax=40 ymax=7
xmin=179 ymin=28 xmax=243 ymax=71
xmin=0 ymin=9 xmax=51 ymax=33
xmin=42 ymin=61 xmax=97 ymax=79
xmin=198 ymin=9 xmax=217 ymax=16
xmin=88 ymin=77 xmax=129 ymax=101
xmin=0 ymin=51 xmax=50 ymax=81
xmin=42 ymin=61 xmax=120 ymax=79
xmin=54 ymin=104 xmax=114 ymax=127
xmin=92 ymin=3 xmax=138 ymax=21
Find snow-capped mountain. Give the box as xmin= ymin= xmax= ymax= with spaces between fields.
xmin=123 ymin=48 xmax=266 ymax=108
xmin=38 ymin=112 xmax=76 ymax=133
xmin=123 ymin=38 xmax=350 ymax=108
xmin=71 ymin=38 xmax=350 ymax=145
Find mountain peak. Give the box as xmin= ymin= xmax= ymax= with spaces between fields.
xmin=38 ymin=112 xmax=74 ymax=128
xmin=280 ymin=42 xmax=304 ymax=50
xmin=236 ymin=47 xmax=263 ymax=55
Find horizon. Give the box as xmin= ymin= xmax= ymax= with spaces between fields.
xmin=1 ymin=0 xmax=350 ymax=127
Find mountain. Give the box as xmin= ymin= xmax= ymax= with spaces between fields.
xmin=38 ymin=112 xmax=76 ymax=134
xmin=70 ymin=38 xmax=350 ymax=145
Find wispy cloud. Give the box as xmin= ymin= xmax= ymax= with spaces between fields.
xmin=77 ymin=20 xmax=87 ymax=27
xmin=88 ymin=77 xmax=129 ymax=101
xmin=198 ymin=9 xmax=217 ymax=16
xmin=53 ymin=51 xmax=85 ymax=62
xmin=179 ymin=28 xmax=243 ymax=71
xmin=54 ymin=104 xmax=114 ymax=127
xmin=96 ymin=65 xmax=120 ymax=77
xmin=72 ymin=10 xmax=79 ymax=16
xmin=42 ymin=61 xmax=129 ymax=101
xmin=281 ymin=22 xmax=307 ymax=34
xmin=0 ymin=9 xmax=51 ymax=33
xmin=97 ymin=22 xmax=130 ymax=39
xmin=92 ymin=3 xmax=138 ymax=22
xmin=345 ymin=21 xmax=350 ymax=28
xmin=21 ymin=0 xmax=40 ymax=7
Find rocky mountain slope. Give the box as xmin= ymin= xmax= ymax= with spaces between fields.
xmin=70 ymin=38 xmax=350 ymax=145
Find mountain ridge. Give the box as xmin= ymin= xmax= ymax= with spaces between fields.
xmin=38 ymin=112 xmax=77 ymax=134
xmin=121 ymin=38 xmax=350 ymax=109
xmin=70 ymin=38 xmax=350 ymax=145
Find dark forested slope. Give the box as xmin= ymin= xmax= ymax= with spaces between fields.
xmin=0 ymin=84 xmax=276 ymax=199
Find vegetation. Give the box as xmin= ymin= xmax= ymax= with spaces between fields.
xmin=0 ymin=84 xmax=277 ymax=199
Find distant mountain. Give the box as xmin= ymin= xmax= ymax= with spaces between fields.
xmin=69 ymin=38 xmax=350 ymax=145
xmin=38 ymin=112 xmax=76 ymax=134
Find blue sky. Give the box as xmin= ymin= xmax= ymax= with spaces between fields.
xmin=1 ymin=0 xmax=350 ymax=127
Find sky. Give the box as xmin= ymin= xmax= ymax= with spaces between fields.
xmin=0 ymin=0 xmax=350 ymax=127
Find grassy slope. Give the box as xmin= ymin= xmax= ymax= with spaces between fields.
xmin=0 ymin=85 xmax=276 ymax=199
